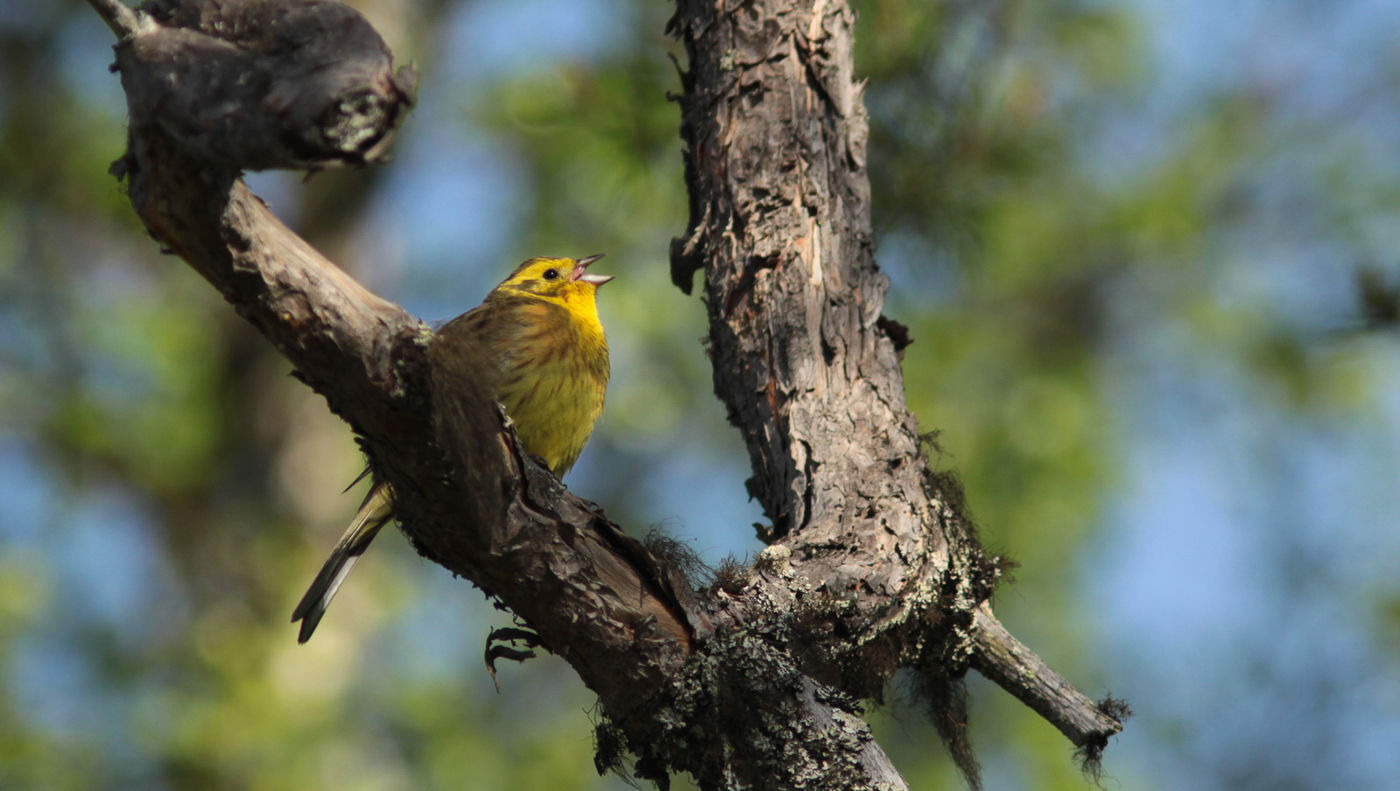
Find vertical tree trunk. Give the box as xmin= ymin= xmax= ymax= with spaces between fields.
xmin=668 ymin=0 xmax=994 ymax=698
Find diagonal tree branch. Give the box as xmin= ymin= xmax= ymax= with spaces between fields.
xmin=969 ymin=603 xmax=1128 ymax=751
xmin=105 ymin=0 xmax=699 ymax=730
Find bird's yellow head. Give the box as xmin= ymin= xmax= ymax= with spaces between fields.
xmin=495 ymin=255 xmax=612 ymax=314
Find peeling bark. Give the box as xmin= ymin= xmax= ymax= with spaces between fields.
xmin=666 ymin=0 xmax=993 ymax=692
xmin=88 ymin=0 xmax=1127 ymax=788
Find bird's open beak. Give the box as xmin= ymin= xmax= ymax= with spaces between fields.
xmin=572 ymin=254 xmax=613 ymax=287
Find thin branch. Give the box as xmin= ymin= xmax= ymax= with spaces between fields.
xmin=968 ymin=602 xmax=1126 ymax=749
xmin=86 ymin=0 xmax=144 ymax=39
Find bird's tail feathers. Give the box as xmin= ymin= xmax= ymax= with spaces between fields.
xmin=291 ymin=482 xmax=394 ymax=643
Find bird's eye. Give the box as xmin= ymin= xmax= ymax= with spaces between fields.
xmin=543 ymin=268 xmax=560 ymax=281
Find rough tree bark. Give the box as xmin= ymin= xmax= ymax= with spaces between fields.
xmin=87 ymin=0 xmax=1127 ymax=788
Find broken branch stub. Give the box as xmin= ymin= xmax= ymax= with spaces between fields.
xmin=116 ymin=0 xmax=416 ymax=172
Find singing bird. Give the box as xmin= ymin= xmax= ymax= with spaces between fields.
xmin=292 ymin=255 xmax=612 ymax=643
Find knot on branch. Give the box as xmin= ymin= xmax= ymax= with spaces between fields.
xmin=597 ymin=627 xmax=898 ymax=791
xmin=116 ymin=0 xmax=416 ymax=171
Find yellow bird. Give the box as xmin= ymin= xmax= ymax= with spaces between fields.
xmin=292 ymin=255 xmax=612 ymax=643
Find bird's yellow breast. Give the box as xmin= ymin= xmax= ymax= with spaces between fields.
xmin=434 ymin=288 xmax=607 ymax=478
xmin=493 ymin=299 xmax=608 ymax=475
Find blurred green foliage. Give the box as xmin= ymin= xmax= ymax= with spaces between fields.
xmin=1 ymin=0 xmax=1397 ymax=789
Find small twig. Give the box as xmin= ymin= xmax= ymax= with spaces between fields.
xmin=967 ymin=602 xmax=1126 ymax=751
xmin=86 ymin=0 xmax=144 ymax=40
